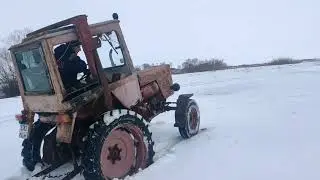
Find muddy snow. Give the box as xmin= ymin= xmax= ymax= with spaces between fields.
xmin=1 ymin=61 xmax=320 ymax=180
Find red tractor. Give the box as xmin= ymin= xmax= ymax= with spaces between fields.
xmin=9 ymin=13 xmax=200 ymax=179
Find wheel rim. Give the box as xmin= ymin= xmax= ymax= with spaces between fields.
xmin=187 ymin=104 xmax=200 ymax=134
xmin=189 ymin=108 xmax=198 ymax=130
xmin=100 ymin=124 xmax=147 ymax=179
xmin=126 ymin=124 xmax=148 ymax=169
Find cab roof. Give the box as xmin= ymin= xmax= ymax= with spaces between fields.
xmin=9 ymin=14 xmax=119 ymax=50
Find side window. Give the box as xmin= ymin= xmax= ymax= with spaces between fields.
xmin=96 ymin=31 xmax=125 ymax=69
xmin=15 ymin=47 xmax=52 ymax=93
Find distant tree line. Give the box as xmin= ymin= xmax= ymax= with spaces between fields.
xmin=227 ymin=57 xmax=317 ymax=69
xmin=134 ymin=57 xmax=319 ymax=75
xmin=179 ymin=58 xmax=228 ymax=73
xmin=134 ymin=58 xmax=228 ymax=74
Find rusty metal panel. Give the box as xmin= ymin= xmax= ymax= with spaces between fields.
xmin=56 ymin=112 xmax=77 ymax=143
xmin=47 ymin=32 xmax=78 ymax=47
xmin=109 ymin=75 xmax=142 ymax=108
xmin=89 ymin=21 xmax=119 ymax=35
xmin=24 ymin=95 xmax=71 ymax=112
xmin=137 ymin=65 xmax=174 ymax=98
xmin=76 ymin=93 xmax=105 ymax=120
xmin=141 ymin=81 xmax=160 ymax=101
xmin=71 ymin=16 xmax=98 ymax=77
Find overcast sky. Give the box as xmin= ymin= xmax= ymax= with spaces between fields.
xmin=1 ymin=0 xmax=320 ymax=66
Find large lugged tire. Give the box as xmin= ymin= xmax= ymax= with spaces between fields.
xmin=21 ymin=120 xmax=54 ymax=171
xmin=82 ymin=109 xmax=155 ymax=180
xmin=175 ymin=96 xmax=200 ymax=139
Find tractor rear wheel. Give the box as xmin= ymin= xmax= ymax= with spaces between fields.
xmin=82 ymin=109 xmax=155 ymax=180
xmin=175 ymin=97 xmax=200 ymax=139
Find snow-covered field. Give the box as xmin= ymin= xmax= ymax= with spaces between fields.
xmin=1 ymin=61 xmax=320 ymax=180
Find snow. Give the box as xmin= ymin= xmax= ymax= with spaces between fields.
xmin=1 ymin=61 xmax=320 ymax=179
xmin=0 ymin=97 xmax=24 ymax=180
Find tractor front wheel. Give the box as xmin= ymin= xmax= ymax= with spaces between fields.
xmin=175 ymin=96 xmax=200 ymax=139
xmin=82 ymin=109 xmax=155 ymax=180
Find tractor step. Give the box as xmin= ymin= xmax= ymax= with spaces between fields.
xmin=31 ymin=161 xmax=66 ymax=177
xmin=26 ymin=161 xmax=82 ymax=180
xmin=61 ymin=165 xmax=82 ymax=180
xmin=27 ymin=159 xmax=73 ymax=179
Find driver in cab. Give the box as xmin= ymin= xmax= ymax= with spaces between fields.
xmin=54 ymin=40 xmax=90 ymax=91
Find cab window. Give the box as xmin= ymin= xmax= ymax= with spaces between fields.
xmin=14 ymin=45 xmax=52 ymax=94
xmin=96 ymin=30 xmax=125 ymax=69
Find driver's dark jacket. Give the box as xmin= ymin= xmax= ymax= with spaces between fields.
xmin=59 ymin=56 xmax=88 ymax=88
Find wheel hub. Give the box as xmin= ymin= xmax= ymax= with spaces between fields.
xmin=100 ymin=124 xmax=148 ymax=179
xmin=107 ymin=144 xmax=122 ymax=164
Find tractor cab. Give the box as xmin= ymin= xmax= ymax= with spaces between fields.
xmin=9 ymin=14 xmax=135 ymax=114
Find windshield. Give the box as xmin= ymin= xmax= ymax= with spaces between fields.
xmin=14 ymin=45 xmax=53 ymax=94
xmin=97 ymin=30 xmax=125 ymax=69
